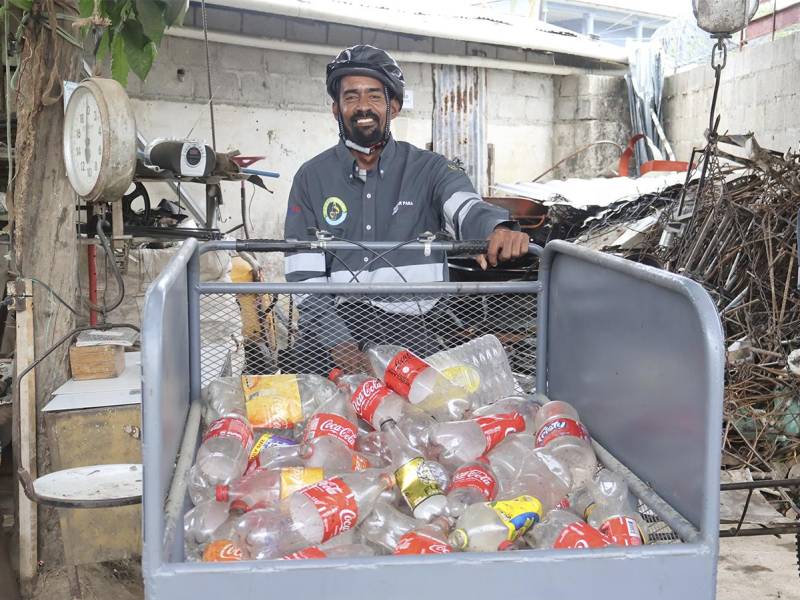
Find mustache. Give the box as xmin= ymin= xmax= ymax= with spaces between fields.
xmin=350 ymin=111 xmax=380 ymax=124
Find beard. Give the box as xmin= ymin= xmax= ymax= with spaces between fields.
xmin=343 ymin=110 xmax=385 ymax=147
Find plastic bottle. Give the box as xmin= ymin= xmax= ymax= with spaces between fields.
xmin=184 ymin=500 xmax=231 ymax=561
xmin=471 ymin=396 xmax=539 ymax=430
xmin=360 ymin=500 xmax=420 ymax=552
xmin=298 ymin=392 xmax=359 ymax=471
xmin=275 ymin=469 xmax=394 ymax=556
xmin=533 ymin=399 xmax=597 ymax=487
xmin=332 ymin=371 xmax=409 ymax=430
xmin=527 ymin=508 xmax=611 ymax=549
xmin=585 ymin=469 xmax=647 ymax=546
xmin=215 ymin=466 xmax=327 ymax=512
xmin=201 ymin=377 xmax=246 ymax=424
xmin=365 ymin=344 xmax=471 ymax=421
xmin=429 ymin=411 xmax=527 ymax=469
xmin=393 ymin=516 xmax=453 ymax=555
xmin=281 ymin=543 xmax=376 ymax=560
xmin=189 ymin=414 xmax=254 ymax=504
xmin=244 ymin=432 xmax=302 ymax=475
xmin=425 ymin=334 xmax=517 ymax=408
xmin=449 ymin=495 xmax=543 ymax=552
xmin=446 ymin=458 xmax=498 ymax=518
xmin=241 ymin=373 xmax=339 ymax=431
xmin=383 ymin=422 xmax=448 ymax=521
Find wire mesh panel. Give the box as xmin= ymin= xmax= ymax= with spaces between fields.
xmin=198 ymin=291 xmax=537 ymax=386
xmin=638 ymin=500 xmax=682 ymax=544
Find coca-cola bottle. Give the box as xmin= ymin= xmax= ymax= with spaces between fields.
xmin=189 ymin=414 xmax=254 ymax=505
xmin=383 ymin=422 xmax=448 ymax=521
xmin=365 ymin=344 xmax=471 ymax=421
xmin=184 ymin=500 xmax=231 ymax=561
xmin=298 ymin=391 xmax=359 ymax=471
xmin=244 ymin=431 xmax=302 ymax=475
xmin=281 ymin=543 xmax=376 ymax=560
xmin=201 ymin=377 xmax=246 ymax=424
xmin=332 ymin=371 xmax=409 ymax=430
xmin=393 ymin=516 xmax=453 ymax=555
xmin=449 ymin=495 xmax=543 ymax=552
xmin=429 ymin=411 xmax=527 ymax=470
xmin=360 ymin=500 xmax=420 ymax=552
xmin=471 ymin=396 xmax=539 ymax=429
xmin=446 ymin=458 xmax=498 ymax=518
xmin=215 ymin=466 xmax=327 ymax=512
xmin=533 ymin=399 xmax=597 ymax=487
xmin=527 ymin=508 xmax=611 ymax=549
xmin=241 ymin=373 xmax=339 ymax=431
xmin=585 ymin=469 xmax=647 ymax=546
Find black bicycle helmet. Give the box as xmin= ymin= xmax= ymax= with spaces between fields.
xmin=326 ymin=44 xmax=405 ymax=107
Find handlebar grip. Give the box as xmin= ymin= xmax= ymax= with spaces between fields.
xmin=448 ymin=240 xmax=490 ymax=256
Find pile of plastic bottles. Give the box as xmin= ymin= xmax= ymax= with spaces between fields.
xmin=185 ymin=334 xmax=649 ymax=562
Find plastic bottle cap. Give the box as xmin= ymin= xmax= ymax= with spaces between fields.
xmin=215 ymin=485 xmax=229 ymax=502
xmin=230 ymin=499 xmax=248 ymax=513
xmin=329 ymin=368 xmax=344 ymax=382
xmin=449 ymin=529 xmax=468 ymax=550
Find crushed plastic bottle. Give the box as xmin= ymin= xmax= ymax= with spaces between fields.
xmin=585 ymin=469 xmax=647 ymax=546
xmin=533 ymin=399 xmax=597 ymax=487
xmin=244 ymin=432 xmax=302 ymax=474
xmin=365 ymin=344 xmax=471 ymax=421
xmin=281 ymin=543 xmax=376 ymax=560
xmin=201 ymin=377 xmax=246 ymax=424
xmin=241 ymin=374 xmax=339 ymax=431
xmin=429 ymin=411 xmax=527 ymax=469
xmin=215 ymin=466 xmax=327 ymax=512
xmin=383 ymin=421 xmax=448 ymax=521
xmin=298 ymin=392 xmax=359 ymax=471
xmin=393 ymin=516 xmax=453 ymax=555
xmin=184 ymin=500 xmax=231 ymax=561
xmin=331 ymin=370 xmax=410 ymax=430
xmin=449 ymin=495 xmax=543 ymax=552
xmin=360 ymin=500 xmax=420 ymax=552
xmin=446 ymin=458 xmax=498 ymax=518
xmin=425 ymin=334 xmax=518 ymax=408
xmin=528 ymin=508 xmax=611 ymax=550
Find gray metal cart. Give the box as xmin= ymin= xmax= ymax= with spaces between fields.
xmin=141 ymin=238 xmax=724 ymax=599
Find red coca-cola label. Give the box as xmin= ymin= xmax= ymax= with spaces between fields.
xmin=449 ymin=464 xmax=497 ymax=501
xmin=303 ymin=413 xmax=357 ymax=449
xmin=281 ymin=546 xmax=328 ymax=560
xmin=351 ymin=379 xmax=392 ymax=425
xmin=475 ymin=412 xmax=526 ymax=453
xmin=384 ymin=350 xmax=429 ymax=398
xmin=535 ymin=416 xmax=590 ymax=448
xmin=599 ymin=516 xmax=644 ymax=546
xmin=202 ymin=416 xmax=254 ymax=450
xmin=393 ymin=532 xmax=452 ymax=555
xmin=553 ymin=521 xmax=612 ymax=549
xmin=300 ymin=477 xmax=358 ymax=542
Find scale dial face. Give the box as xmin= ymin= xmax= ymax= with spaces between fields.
xmin=64 ymin=86 xmax=104 ymax=197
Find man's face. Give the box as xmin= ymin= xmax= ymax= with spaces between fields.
xmin=333 ymin=75 xmax=400 ymax=147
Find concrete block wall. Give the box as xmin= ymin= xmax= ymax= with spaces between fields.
xmin=550 ymin=74 xmax=632 ymax=179
xmin=663 ymin=32 xmax=800 ymax=160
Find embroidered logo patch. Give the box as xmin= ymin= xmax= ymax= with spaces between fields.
xmin=323 ymin=196 xmax=347 ymax=226
xmin=392 ymin=200 xmax=414 ymax=216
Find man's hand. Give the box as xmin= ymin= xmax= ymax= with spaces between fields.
xmin=476 ymin=227 xmax=530 ymax=270
xmin=330 ymin=340 xmax=371 ymax=374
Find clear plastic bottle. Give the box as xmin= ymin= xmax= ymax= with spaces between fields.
xmin=189 ymin=414 xmax=254 ymax=505
xmin=383 ymin=422 xmax=448 ymax=521
xmin=276 ymin=470 xmax=394 ymax=556
xmin=425 ymin=334 xmax=517 ymax=408
xmin=201 ymin=377 xmax=246 ymax=425
xmin=585 ymin=469 xmax=647 ymax=546
xmin=332 ymin=371 xmax=410 ymax=430
xmin=215 ymin=466 xmax=327 ymax=512
xmin=449 ymin=495 xmax=543 ymax=552
xmin=281 ymin=543 xmax=376 ymax=560
xmin=446 ymin=458 xmax=498 ymax=518
xmin=241 ymin=373 xmax=339 ymax=431
xmin=244 ymin=432 xmax=302 ymax=474
xmin=429 ymin=411 xmax=527 ymax=469
xmin=471 ymin=396 xmax=539 ymax=430
xmin=533 ymin=399 xmax=597 ymax=487
xmin=527 ymin=508 xmax=611 ymax=549
xmin=365 ymin=344 xmax=471 ymax=421
xmin=184 ymin=500 xmax=231 ymax=561
xmin=360 ymin=500 xmax=420 ymax=552
xmin=298 ymin=392 xmax=359 ymax=471
xmin=393 ymin=516 xmax=453 ymax=555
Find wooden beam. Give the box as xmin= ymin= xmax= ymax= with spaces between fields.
xmin=12 ymin=279 xmax=37 ymax=589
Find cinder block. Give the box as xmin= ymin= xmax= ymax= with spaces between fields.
xmin=466 ymin=42 xmax=497 ymax=58
xmin=487 ymin=70 xmax=514 ymax=94
xmin=140 ymin=61 xmax=194 ymax=100
xmin=558 ymin=75 xmax=578 ymax=98
xmin=401 ymin=62 xmax=424 ymax=85
xmin=242 ymin=14 xmax=286 ymax=39
xmin=261 ymin=73 xmax=286 ymax=107
xmin=406 ymin=88 xmax=433 ymax=114
xmin=205 ymin=70 xmax=240 ymax=103
xmin=217 ymin=44 xmax=265 ymax=71
xmin=167 ymin=36 xmax=218 ymax=68
xmin=555 ymin=96 xmax=577 ymax=120
xmin=489 ymin=94 xmax=525 ymax=122
xmin=512 ymin=72 xmax=549 ymax=98
xmin=434 ymin=38 xmax=467 ymax=56
xmin=284 ymin=76 xmax=328 ymax=110
xmin=362 ymin=29 xmax=399 ymax=50
xmin=264 ymin=51 xmax=310 ymax=76
xmin=525 ymin=96 xmax=554 ymax=123
xmin=204 ymin=6 xmax=241 ymax=33
xmin=240 ymin=72 xmax=270 ymax=104
xmin=525 ymin=50 xmax=554 ymax=65
xmin=308 ymin=54 xmax=332 ymax=79
xmin=286 ymin=17 xmax=328 ymax=44
xmin=398 ymin=34 xmax=433 ymax=53
xmin=496 ymin=46 xmax=526 ymax=62
xmin=327 ymin=23 xmax=362 ymax=47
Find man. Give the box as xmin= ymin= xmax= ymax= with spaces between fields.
xmin=284 ymin=45 xmax=529 ymax=372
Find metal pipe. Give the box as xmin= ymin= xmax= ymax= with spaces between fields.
xmin=720 ymin=524 xmax=800 ymax=538
xmin=720 ymin=478 xmax=800 ymax=491
xmin=88 ymin=244 xmax=98 ymax=326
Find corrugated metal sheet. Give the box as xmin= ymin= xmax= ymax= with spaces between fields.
xmin=432 ymin=65 xmax=488 ymax=195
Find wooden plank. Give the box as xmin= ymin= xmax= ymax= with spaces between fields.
xmin=68 ymin=345 xmax=125 ymax=381
xmin=13 ymin=279 xmax=37 ymax=585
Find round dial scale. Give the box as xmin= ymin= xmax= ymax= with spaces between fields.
xmin=63 ymin=78 xmax=137 ymax=202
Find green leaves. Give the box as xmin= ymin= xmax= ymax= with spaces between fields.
xmin=80 ymin=0 xmax=170 ymax=85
